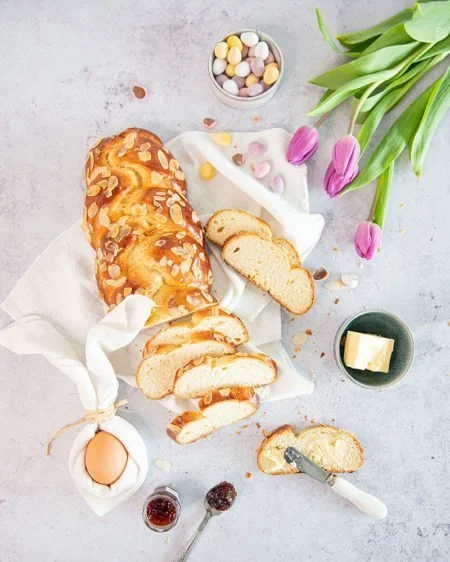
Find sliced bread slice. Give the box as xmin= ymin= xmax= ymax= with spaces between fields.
xmin=206 ymin=209 xmax=272 ymax=247
xmin=174 ymin=352 xmax=277 ymax=399
xmin=222 ymin=233 xmax=315 ymax=315
xmin=136 ymin=332 xmax=235 ymax=400
xmin=148 ymin=306 xmax=248 ymax=348
xmin=273 ymin=238 xmax=301 ymax=267
xmin=167 ymin=387 xmax=258 ymax=444
xmin=257 ymin=425 xmax=364 ymax=475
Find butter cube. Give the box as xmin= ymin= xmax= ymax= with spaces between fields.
xmin=344 ymin=331 xmax=394 ymax=373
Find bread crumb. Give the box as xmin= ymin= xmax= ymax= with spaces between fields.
xmin=241 ymin=424 xmax=249 ymax=430
xmin=293 ymin=332 xmax=308 ymax=345
xmin=294 ymin=347 xmax=300 ymax=353
xmin=246 ymin=472 xmax=252 ymax=479
xmin=310 ymin=419 xmax=317 ymax=424
xmin=305 ymin=329 xmax=312 ymax=336
xmin=335 ymin=298 xmax=340 ymax=304
xmin=399 ymin=203 xmax=405 ymax=208
xmin=235 ymin=430 xmax=241 ymax=435
xmin=252 ymin=115 xmax=262 ymax=123
xmin=262 ymin=429 xmax=269 ymax=437
xmin=153 ymin=459 xmax=172 ymax=472
xmin=333 ymin=246 xmax=340 ymax=252
xmin=256 ymin=422 xmax=261 ymax=429
xmin=320 ymin=352 xmax=325 ymax=358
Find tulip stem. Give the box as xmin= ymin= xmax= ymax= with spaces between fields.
xmin=314 ymin=112 xmax=330 ymax=128
xmin=372 ymin=162 xmax=394 ymax=228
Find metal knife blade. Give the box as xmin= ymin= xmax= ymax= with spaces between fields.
xmin=284 ymin=447 xmax=331 ymax=484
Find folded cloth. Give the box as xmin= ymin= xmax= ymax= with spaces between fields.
xmin=0 ymin=296 xmax=152 ymax=516
xmin=0 ymin=128 xmax=322 ymax=422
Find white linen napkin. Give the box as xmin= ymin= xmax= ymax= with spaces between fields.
xmin=0 ymin=128 xmax=323 ymax=414
xmin=0 ymin=296 xmax=152 ymax=516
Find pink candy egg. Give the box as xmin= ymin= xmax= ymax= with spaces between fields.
xmin=242 ymin=45 xmax=249 ymax=58
xmin=233 ymin=76 xmax=246 ymax=88
xmin=269 ymin=175 xmax=285 ymax=194
xmin=239 ymin=87 xmax=249 ymax=97
xmin=216 ymin=74 xmax=227 ymax=86
xmin=250 ymin=57 xmax=265 ymax=78
xmin=248 ymin=141 xmax=267 ymax=156
xmin=265 ymin=52 xmax=275 ymax=64
xmin=248 ymin=46 xmax=257 ymax=57
xmin=253 ymin=161 xmax=271 ymax=179
xmin=248 ymin=83 xmax=264 ymax=97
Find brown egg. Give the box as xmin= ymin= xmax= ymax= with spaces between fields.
xmin=84 ymin=431 xmax=128 ymax=486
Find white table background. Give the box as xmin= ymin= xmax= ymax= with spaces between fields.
xmin=1 ymin=1 xmax=449 ymax=560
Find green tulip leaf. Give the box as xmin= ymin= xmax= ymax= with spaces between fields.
xmin=337 ymin=8 xmax=416 ymax=48
xmin=310 ymin=43 xmax=420 ymax=89
xmin=373 ymin=162 xmax=395 ymax=228
xmin=315 ymin=9 xmax=348 ymax=55
xmin=410 ymin=65 xmax=450 ymax=175
xmin=343 ymin=79 xmax=436 ymax=193
xmin=361 ymin=23 xmax=415 ymax=55
xmin=405 ymin=2 xmax=450 ymax=43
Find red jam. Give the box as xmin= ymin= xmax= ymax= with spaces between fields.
xmin=146 ymin=497 xmax=178 ymax=527
xmin=206 ymin=481 xmax=237 ymax=512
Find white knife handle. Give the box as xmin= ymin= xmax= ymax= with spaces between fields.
xmin=330 ymin=476 xmax=387 ymax=519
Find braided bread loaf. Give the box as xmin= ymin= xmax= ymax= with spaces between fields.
xmin=83 ymin=128 xmax=216 ymax=327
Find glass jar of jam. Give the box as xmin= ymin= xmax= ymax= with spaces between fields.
xmin=142 ymin=486 xmax=181 ymax=532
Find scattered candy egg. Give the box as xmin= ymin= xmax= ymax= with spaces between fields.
xmin=213 ymin=131 xmax=232 ymax=147
xmin=232 ymin=76 xmax=246 ymax=88
xmin=250 ymin=57 xmax=265 ymax=77
xmin=270 ymin=175 xmax=285 ymax=194
xmin=253 ymin=161 xmax=271 ymax=179
xmin=203 ymin=117 xmax=216 ymax=129
xmin=223 ymin=78 xmax=239 ymax=95
xmin=84 ymin=431 xmax=128 ymax=486
xmin=199 ymin=161 xmax=216 ymax=180
xmin=263 ymin=65 xmax=280 ymax=86
xmin=232 ymin=153 xmax=246 ymax=166
xmin=254 ymin=41 xmax=269 ymax=60
xmin=235 ymin=61 xmax=251 ymax=77
xmin=248 ymin=141 xmax=266 ymax=156
xmin=241 ymin=31 xmax=259 ymax=48
xmin=248 ymin=83 xmax=264 ymax=97
xmin=225 ymin=64 xmax=236 ymax=78
xmin=227 ymin=35 xmax=243 ymax=50
xmin=227 ymin=46 xmax=242 ymax=65
xmin=214 ymin=42 xmax=229 ymax=60
xmin=245 ymin=73 xmax=259 ymax=87
xmin=216 ymin=74 xmax=227 ymax=86
xmin=239 ymin=87 xmax=249 ymax=97
xmin=212 ymin=58 xmax=227 ymax=75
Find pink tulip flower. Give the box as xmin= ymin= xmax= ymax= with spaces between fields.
xmin=286 ymin=126 xmax=319 ymax=165
xmin=354 ymin=221 xmax=382 ymax=260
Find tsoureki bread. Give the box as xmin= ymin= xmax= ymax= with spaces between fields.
xmin=83 ymin=128 xmax=216 ymax=327
xmin=257 ymin=425 xmax=364 ymax=475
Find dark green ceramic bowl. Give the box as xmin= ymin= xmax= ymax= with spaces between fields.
xmin=334 ymin=309 xmax=414 ymax=389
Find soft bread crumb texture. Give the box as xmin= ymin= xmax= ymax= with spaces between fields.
xmin=206 ymin=209 xmax=272 ymax=246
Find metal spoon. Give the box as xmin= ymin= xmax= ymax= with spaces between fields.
xmin=172 ymin=498 xmax=224 ymax=562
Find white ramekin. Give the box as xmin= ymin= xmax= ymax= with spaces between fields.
xmin=208 ymin=29 xmax=284 ymax=109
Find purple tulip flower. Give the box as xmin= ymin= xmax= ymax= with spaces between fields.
xmin=354 ymin=222 xmax=382 ymax=260
xmin=286 ymin=126 xmax=319 ymax=165
xmin=324 ymin=162 xmax=358 ymax=198
xmin=332 ymin=135 xmax=360 ymax=177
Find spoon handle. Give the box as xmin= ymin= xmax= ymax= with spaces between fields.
xmin=172 ymin=510 xmax=212 ymax=562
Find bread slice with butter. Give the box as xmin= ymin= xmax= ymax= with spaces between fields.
xmin=257 ymin=425 xmax=364 ymax=475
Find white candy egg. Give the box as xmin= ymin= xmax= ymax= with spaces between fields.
xmin=212 ymin=58 xmax=227 ymax=75
xmin=223 ymin=79 xmax=239 ymax=96
xmin=240 ymin=31 xmax=259 ymax=48
xmin=235 ymin=61 xmax=251 ymax=77
xmin=254 ymin=41 xmax=269 ymax=60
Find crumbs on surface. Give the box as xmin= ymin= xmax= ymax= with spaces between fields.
xmin=333 ymin=246 xmax=340 ymax=252
xmin=320 ymin=352 xmax=325 ymax=358
xmin=335 ymin=298 xmax=340 ymax=304
xmin=252 ymin=115 xmax=262 ymax=123
xmin=246 ymin=472 xmax=252 ymax=479
xmin=255 ymin=422 xmax=261 ymax=429
xmin=132 ymin=85 xmax=147 ymax=99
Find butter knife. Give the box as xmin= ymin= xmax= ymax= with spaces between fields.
xmin=284 ymin=447 xmax=387 ymax=519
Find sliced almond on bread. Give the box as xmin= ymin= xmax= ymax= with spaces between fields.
xmin=167 ymin=387 xmax=258 ymax=444
xmin=257 ymin=424 xmax=364 ymax=475
xmin=206 ymin=209 xmax=272 ymax=247
xmin=148 ymin=306 xmax=248 ymax=348
xmin=136 ymin=332 xmax=235 ymax=400
xmin=174 ymin=352 xmax=277 ymax=399
xmin=222 ymin=233 xmax=315 ymax=315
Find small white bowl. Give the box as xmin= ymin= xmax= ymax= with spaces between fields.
xmin=208 ymin=29 xmax=284 ymax=109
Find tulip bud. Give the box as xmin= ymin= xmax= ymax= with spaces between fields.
xmin=354 ymin=221 xmax=382 ymax=260
xmin=286 ymin=126 xmax=319 ymax=165
xmin=332 ymin=135 xmax=360 ymax=178
xmin=324 ymin=162 xmax=358 ymax=198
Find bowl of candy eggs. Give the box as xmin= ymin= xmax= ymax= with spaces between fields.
xmin=209 ymin=29 xmax=284 ymax=108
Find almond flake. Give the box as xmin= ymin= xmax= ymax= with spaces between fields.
xmin=108 ymin=176 xmax=119 ymax=190
xmin=176 ymin=231 xmax=186 ymax=240
xmin=340 ymin=273 xmax=358 ymax=289
xmin=153 ymin=195 xmax=165 ymax=202
xmin=292 ymin=332 xmax=308 ymax=346
xmin=99 ymin=206 xmax=111 ymax=228
xmin=140 ymin=142 xmax=151 ymax=151
xmin=123 ymin=133 xmax=137 ymax=149
xmin=191 ymin=211 xmax=199 ymax=223
xmin=171 ymin=264 xmax=180 ymax=276
xmin=219 ymin=388 xmax=230 ymax=397
xmin=106 ymin=276 xmax=127 ymax=287
xmin=87 ymin=184 xmax=101 ymax=197
xmin=325 ymin=279 xmax=346 ymax=291
xmin=108 ymin=264 xmax=121 ymax=279
xmin=180 ymin=259 xmax=192 ymax=274
xmin=201 ymin=290 xmax=214 ymax=303
xmin=131 ymin=203 xmax=146 ymax=216
xmin=202 ymin=393 xmax=213 ymax=405
xmin=178 ymin=305 xmax=189 ymax=315
xmin=171 ymin=246 xmax=187 ymax=256
xmin=157 ymin=149 xmax=169 ymax=169
xmin=168 ymin=423 xmax=181 ymax=434
xmin=116 ymin=226 xmax=131 ymax=242
xmin=138 ymin=151 xmax=152 ymax=162
xmin=116 ymin=293 xmax=124 ymax=305
xmin=186 ymin=294 xmax=202 ymax=306
xmin=154 ymin=239 xmax=166 ymax=247
xmin=123 ymin=287 xmax=132 ymax=297
xmin=159 ymin=256 xmax=168 ymax=267
xmin=153 ymin=459 xmax=172 ymax=472
xmin=117 ymin=147 xmax=127 ymax=157
xmin=174 ymin=170 xmax=185 ymax=181
xmin=154 ymin=213 xmax=168 ymax=223
xmin=169 ymin=204 xmax=185 ymax=226
xmin=87 ymin=202 xmax=98 ymax=219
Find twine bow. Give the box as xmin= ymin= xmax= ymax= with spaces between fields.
xmin=46 ymin=399 xmax=128 ymax=455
